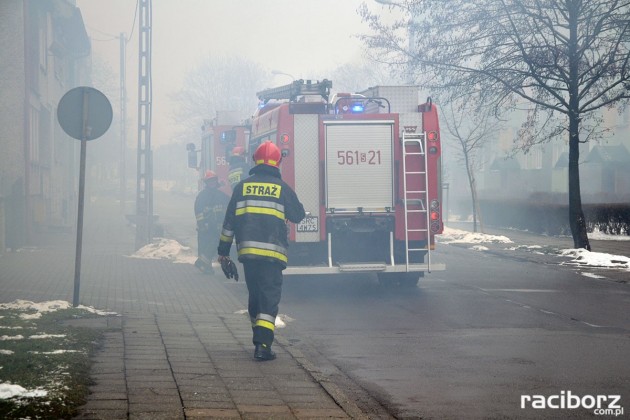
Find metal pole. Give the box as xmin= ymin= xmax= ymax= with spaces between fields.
xmin=73 ymin=88 xmax=90 ymax=307
xmin=73 ymin=139 xmax=86 ymax=307
xmin=135 ymin=0 xmax=153 ymax=249
xmin=119 ymin=33 xmax=127 ymax=214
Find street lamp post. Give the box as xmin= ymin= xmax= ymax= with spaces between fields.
xmin=271 ymin=70 xmax=296 ymax=81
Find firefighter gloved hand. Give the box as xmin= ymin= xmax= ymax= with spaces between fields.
xmin=218 ymin=256 xmax=239 ymax=281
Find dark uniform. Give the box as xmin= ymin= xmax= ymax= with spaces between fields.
xmin=227 ymin=155 xmax=248 ymax=190
xmin=194 ymin=182 xmax=229 ymax=273
xmin=218 ymin=164 xmax=305 ymax=353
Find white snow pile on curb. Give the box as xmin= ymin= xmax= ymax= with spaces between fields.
xmin=129 ymin=238 xmax=197 ymax=264
xmin=559 ymin=249 xmax=630 ymax=270
xmin=437 ymin=226 xmax=513 ymax=244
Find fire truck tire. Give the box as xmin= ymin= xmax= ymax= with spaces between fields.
xmin=377 ymin=272 xmax=422 ymax=288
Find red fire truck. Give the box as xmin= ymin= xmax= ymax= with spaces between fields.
xmin=249 ymin=79 xmax=445 ymax=286
xmin=187 ymin=111 xmax=250 ymax=195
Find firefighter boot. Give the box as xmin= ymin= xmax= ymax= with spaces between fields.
xmin=254 ymin=344 xmax=276 ymax=361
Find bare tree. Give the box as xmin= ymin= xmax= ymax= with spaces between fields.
xmin=328 ymin=57 xmax=404 ymax=93
xmin=171 ymin=54 xmax=270 ymax=143
xmin=441 ymin=100 xmax=502 ymax=232
xmin=360 ymin=0 xmax=630 ymax=250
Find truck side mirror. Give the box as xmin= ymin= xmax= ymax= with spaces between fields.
xmin=186 ymin=143 xmax=198 ymax=168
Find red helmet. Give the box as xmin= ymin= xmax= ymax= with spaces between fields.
xmin=253 ymin=141 xmax=281 ymax=168
xmin=232 ymin=146 xmax=245 ymax=156
xmin=203 ymin=170 xmax=217 ymax=181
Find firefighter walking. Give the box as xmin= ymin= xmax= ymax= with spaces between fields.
xmin=227 ymin=146 xmax=249 ymax=190
xmin=217 ymin=141 xmax=305 ymax=361
xmin=194 ymin=170 xmax=229 ymax=274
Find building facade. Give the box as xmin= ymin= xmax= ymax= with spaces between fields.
xmin=0 ymin=0 xmax=90 ymax=252
xmin=476 ymin=106 xmax=630 ymax=203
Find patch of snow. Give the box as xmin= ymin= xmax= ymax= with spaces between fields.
xmin=470 ymin=245 xmax=489 ymax=251
xmin=588 ymin=228 xmax=630 ymax=241
xmin=506 ymin=245 xmax=543 ymax=251
xmin=560 ymin=249 xmax=630 ymax=270
xmin=0 ymin=349 xmax=14 ymax=355
xmin=128 ymin=237 xmax=197 ymax=264
xmin=0 ymin=300 xmax=71 ymax=313
xmin=29 ymin=334 xmax=66 ymax=339
xmin=581 ymin=272 xmax=606 ymax=279
xmin=28 ymin=350 xmax=83 ymax=354
xmin=0 ymin=383 xmax=48 ymax=399
xmin=0 ymin=300 xmax=118 ymax=319
xmin=275 ymin=314 xmax=294 ymax=329
xmin=20 ymin=313 xmax=43 ymax=320
xmin=0 ymin=335 xmax=24 ymax=341
xmin=437 ymin=226 xmax=513 ymax=244
xmin=233 ymin=310 xmax=294 ymax=328
xmin=77 ymin=306 xmax=119 ymax=316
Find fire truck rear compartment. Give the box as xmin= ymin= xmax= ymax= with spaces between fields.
xmin=288 ymin=216 xmax=426 ymax=266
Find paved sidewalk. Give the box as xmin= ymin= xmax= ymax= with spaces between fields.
xmin=0 ymin=195 xmax=374 ymax=419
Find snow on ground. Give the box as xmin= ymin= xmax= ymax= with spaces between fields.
xmin=588 ymin=228 xmax=630 ymax=241
xmin=437 ymin=226 xmax=513 ymax=244
xmin=234 ymin=309 xmax=293 ymax=328
xmin=560 ymin=248 xmax=630 ymax=271
xmin=129 ymin=237 xmax=197 ymax=265
xmin=0 ymin=300 xmax=118 ymax=401
xmin=0 ymin=299 xmax=117 ymax=319
xmin=0 ymin=383 xmax=47 ymax=399
xmin=0 ymin=299 xmax=117 ymax=400
xmin=470 ymin=245 xmax=489 ymax=252
xmin=438 ymin=226 xmax=630 ymax=271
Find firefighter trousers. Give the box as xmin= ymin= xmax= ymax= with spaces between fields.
xmin=196 ymin=228 xmax=217 ymax=268
xmin=243 ymin=260 xmax=283 ymax=348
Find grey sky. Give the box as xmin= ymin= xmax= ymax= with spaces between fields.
xmin=78 ymin=0 xmax=369 ymax=145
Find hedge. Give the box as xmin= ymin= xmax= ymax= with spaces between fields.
xmin=478 ymin=199 xmax=630 ymax=236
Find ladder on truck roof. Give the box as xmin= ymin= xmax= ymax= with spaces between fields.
xmin=401 ymin=131 xmax=433 ymax=272
xmin=257 ymin=79 xmax=332 ymax=103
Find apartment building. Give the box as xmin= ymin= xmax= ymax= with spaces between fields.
xmin=0 ymin=0 xmax=90 ymax=251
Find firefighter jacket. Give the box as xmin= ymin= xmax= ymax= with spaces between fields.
xmin=227 ymin=157 xmax=249 ymax=190
xmin=194 ymin=186 xmax=230 ymax=234
xmin=218 ymin=164 xmax=305 ymax=268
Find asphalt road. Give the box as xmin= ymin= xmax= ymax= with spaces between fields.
xmin=156 ymin=189 xmax=630 ymax=419
xmin=274 ymin=244 xmax=629 ymax=419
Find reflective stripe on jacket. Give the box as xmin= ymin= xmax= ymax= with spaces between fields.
xmin=218 ymin=164 xmax=305 ymax=268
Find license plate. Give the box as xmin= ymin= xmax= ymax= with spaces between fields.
xmin=297 ymin=216 xmax=318 ymax=232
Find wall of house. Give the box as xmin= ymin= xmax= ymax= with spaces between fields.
xmin=0 ymin=0 xmax=27 ymax=251
xmin=0 ymin=0 xmax=90 ymax=251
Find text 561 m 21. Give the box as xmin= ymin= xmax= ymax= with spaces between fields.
xmin=337 ymin=150 xmax=382 ymax=165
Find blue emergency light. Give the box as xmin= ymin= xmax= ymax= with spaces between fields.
xmin=351 ymin=103 xmax=364 ymax=113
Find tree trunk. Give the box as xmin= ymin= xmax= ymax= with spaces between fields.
xmin=567 ymin=5 xmax=590 ymax=251
xmin=567 ymin=116 xmax=591 ymax=251
xmin=465 ymin=154 xmax=479 ymax=232
xmin=470 ymin=170 xmax=483 ymax=233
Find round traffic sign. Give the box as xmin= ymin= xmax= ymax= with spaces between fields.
xmin=57 ymin=86 xmax=112 ymax=141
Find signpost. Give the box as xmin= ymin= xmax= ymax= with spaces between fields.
xmin=57 ymin=87 xmax=112 ymax=307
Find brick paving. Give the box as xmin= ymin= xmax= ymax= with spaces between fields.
xmin=0 ymin=195 xmax=364 ymax=419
